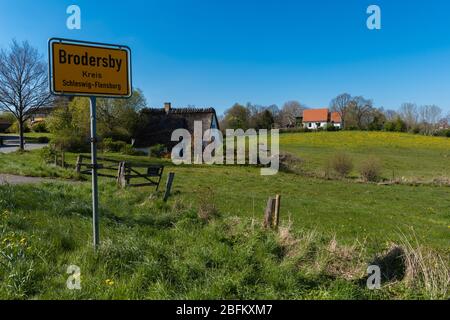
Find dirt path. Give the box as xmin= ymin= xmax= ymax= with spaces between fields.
xmin=0 ymin=174 xmax=78 ymax=185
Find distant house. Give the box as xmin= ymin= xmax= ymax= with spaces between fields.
xmin=134 ymin=103 xmax=220 ymax=150
xmin=302 ymin=108 xmax=342 ymax=130
xmin=29 ymin=97 xmax=73 ymax=124
xmin=30 ymin=107 xmax=55 ymax=124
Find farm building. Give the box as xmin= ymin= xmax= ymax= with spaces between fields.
xmin=302 ymin=108 xmax=342 ymax=129
xmin=133 ymin=103 xmax=220 ymax=150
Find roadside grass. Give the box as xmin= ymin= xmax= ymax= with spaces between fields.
xmin=0 ymin=182 xmax=447 ymax=300
xmin=0 ymin=151 xmax=81 ymax=180
xmin=280 ymin=131 xmax=450 ymax=180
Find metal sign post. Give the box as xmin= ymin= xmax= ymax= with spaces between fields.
xmin=89 ymin=96 xmax=100 ymax=248
xmin=49 ymin=38 xmax=132 ymax=250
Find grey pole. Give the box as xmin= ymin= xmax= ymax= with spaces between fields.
xmin=89 ymin=96 xmax=100 ymax=249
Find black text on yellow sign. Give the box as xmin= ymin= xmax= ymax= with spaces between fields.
xmin=49 ymin=39 xmax=132 ymax=97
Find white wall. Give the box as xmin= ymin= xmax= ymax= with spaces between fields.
xmin=303 ymin=122 xmax=327 ymax=129
xmin=303 ymin=122 xmax=341 ymax=130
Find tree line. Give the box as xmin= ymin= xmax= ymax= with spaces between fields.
xmin=221 ymin=94 xmax=450 ymax=137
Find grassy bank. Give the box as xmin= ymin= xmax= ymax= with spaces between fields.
xmin=0 ymin=181 xmax=448 ymax=299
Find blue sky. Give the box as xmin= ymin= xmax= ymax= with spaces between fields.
xmin=1 ymin=0 xmax=450 ymax=114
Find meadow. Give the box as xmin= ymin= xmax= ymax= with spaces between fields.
xmin=0 ymin=131 xmax=449 ymax=299
xmin=280 ymin=131 xmax=450 ymax=180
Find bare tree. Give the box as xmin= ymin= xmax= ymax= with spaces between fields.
xmin=399 ymin=103 xmax=418 ymax=131
xmin=419 ymin=105 xmax=442 ymax=135
xmin=330 ymin=93 xmax=352 ymax=129
xmin=279 ymin=100 xmax=306 ymax=128
xmin=384 ymin=109 xmax=398 ymax=121
xmin=0 ymin=40 xmax=52 ymax=150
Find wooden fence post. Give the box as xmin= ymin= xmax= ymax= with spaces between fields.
xmin=273 ymin=194 xmax=281 ymax=228
xmin=263 ymin=195 xmax=281 ymax=229
xmin=75 ymin=155 xmax=82 ymax=173
xmin=264 ymin=197 xmax=275 ymax=229
xmin=116 ymin=162 xmax=123 ymax=184
xmin=118 ymin=162 xmax=127 ymax=188
xmin=163 ymin=172 xmax=175 ymax=202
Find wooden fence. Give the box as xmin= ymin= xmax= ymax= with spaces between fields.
xmin=75 ymin=155 xmax=164 ymax=189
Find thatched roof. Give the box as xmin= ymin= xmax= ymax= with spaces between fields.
xmin=134 ymin=107 xmax=219 ymax=148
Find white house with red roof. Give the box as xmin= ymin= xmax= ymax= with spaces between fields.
xmin=302 ymin=108 xmax=342 ymax=130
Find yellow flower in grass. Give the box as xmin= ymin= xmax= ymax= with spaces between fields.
xmin=105 ymin=279 xmax=115 ymax=286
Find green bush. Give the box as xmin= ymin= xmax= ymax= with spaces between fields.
xmin=433 ymin=129 xmax=450 ymax=138
xmin=279 ymin=127 xmax=311 ymax=134
xmin=384 ymin=118 xmax=407 ymax=132
xmin=326 ymin=123 xmax=340 ymax=132
xmin=39 ymin=146 xmax=57 ymax=163
xmin=121 ymin=144 xmax=146 ymax=156
xmin=101 ymin=138 xmax=127 ymax=153
xmin=149 ymin=144 xmax=167 ymax=158
xmin=51 ymin=134 xmax=88 ymax=153
xmin=31 ymin=122 xmax=48 ymax=133
xmin=6 ymin=121 xmax=30 ymax=134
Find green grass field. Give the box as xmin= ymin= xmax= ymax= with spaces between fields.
xmin=0 ymin=131 xmax=449 ymax=299
xmin=280 ymin=131 xmax=450 ymax=180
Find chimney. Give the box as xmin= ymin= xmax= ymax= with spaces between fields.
xmin=164 ymin=102 xmax=171 ymax=114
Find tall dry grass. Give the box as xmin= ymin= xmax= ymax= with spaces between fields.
xmin=399 ymin=233 xmax=449 ymax=299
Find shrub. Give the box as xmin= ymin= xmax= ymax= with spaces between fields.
xmin=51 ymin=134 xmax=89 ymax=153
xmin=149 ymin=144 xmax=167 ymax=158
xmin=384 ymin=118 xmax=407 ymax=132
xmin=120 ymin=144 xmax=146 ymax=156
xmin=101 ymin=138 xmax=127 ymax=153
xmin=360 ymin=157 xmax=382 ymax=182
xmin=6 ymin=121 xmax=30 ymax=134
xmin=279 ymin=152 xmax=304 ymax=174
xmin=39 ymin=146 xmax=57 ymax=163
xmin=31 ymin=122 xmax=48 ymax=133
xmin=325 ymin=123 xmax=340 ymax=132
xmin=433 ymin=129 xmax=450 ymax=138
xmin=329 ymin=152 xmax=354 ymax=177
xmin=279 ymin=127 xmax=311 ymax=134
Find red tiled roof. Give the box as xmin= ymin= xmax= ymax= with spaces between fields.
xmin=303 ymin=108 xmax=329 ymax=122
xmin=331 ymin=112 xmax=342 ymax=123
